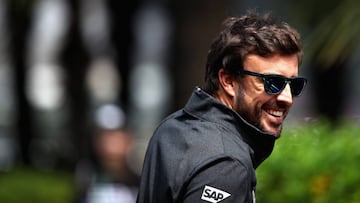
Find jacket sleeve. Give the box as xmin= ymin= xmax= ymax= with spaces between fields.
xmin=182 ymin=157 xmax=255 ymax=203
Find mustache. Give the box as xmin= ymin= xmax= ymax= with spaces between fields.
xmin=265 ymin=100 xmax=291 ymax=110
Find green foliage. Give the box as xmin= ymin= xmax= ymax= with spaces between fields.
xmin=0 ymin=167 xmax=76 ymax=203
xmin=256 ymin=121 xmax=360 ymax=203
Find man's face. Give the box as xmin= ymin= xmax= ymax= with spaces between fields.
xmin=233 ymin=54 xmax=299 ymax=137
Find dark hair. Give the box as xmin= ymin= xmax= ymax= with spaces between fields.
xmin=203 ymin=11 xmax=302 ymax=95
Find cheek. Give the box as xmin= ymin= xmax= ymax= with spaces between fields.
xmin=242 ymin=77 xmax=264 ymax=96
xmin=235 ymin=88 xmax=258 ymax=116
xmin=240 ymin=82 xmax=265 ymax=107
xmin=235 ymin=84 xmax=269 ymax=122
xmin=235 ymin=79 xmax=267 ymax=112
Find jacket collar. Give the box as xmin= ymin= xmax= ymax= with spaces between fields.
xmin=184 ymin=87 xmax=276 ymax=168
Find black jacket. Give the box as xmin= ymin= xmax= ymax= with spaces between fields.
xmin=137 ymin=87 xmax=276 ymax=203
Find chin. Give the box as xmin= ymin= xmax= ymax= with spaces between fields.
xmin=273 ymin=131 xmax=282 ymax=138
xmin=271 ymin=127 xmax=282 ymax=138
xmin=261 ymin=123 xmax=282 ymax=138
xmin=264 ymin=129 xmax=280 ymax=137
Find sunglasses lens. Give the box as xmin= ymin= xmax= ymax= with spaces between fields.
xmin=290 ymin=78 xmax=306 ymax=96
xmin=264 ymin=77 xmax=285 ymax=94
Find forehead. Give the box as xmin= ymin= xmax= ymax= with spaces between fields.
xmin=243 ymin=54 xmax=299 ymax=77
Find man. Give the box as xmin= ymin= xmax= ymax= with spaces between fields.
xmin=137 ymin=11 xmax=307 ymax=203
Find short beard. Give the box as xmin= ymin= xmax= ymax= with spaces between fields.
xmin=234 ymin=84 xmax=283 ymax=137
xmin=234 ymin=86 xmax=262 ymax=131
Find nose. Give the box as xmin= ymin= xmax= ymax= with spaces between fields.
xmin=276 ymin=83 xmax=293 ymax=105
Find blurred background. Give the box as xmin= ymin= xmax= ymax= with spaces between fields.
xmin=0 ymin=0 xmax=359 ymax=202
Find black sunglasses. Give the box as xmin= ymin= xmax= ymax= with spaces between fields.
xmin=238 ymin=70 xmax=307 ymax=97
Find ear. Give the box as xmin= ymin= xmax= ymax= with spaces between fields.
xmin=218 ymin=68 xmax=236 ymax=97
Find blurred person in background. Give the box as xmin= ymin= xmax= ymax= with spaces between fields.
xmin=137 ymin=11 xmax=307 ymax=203
xmin=76 ymin=128 xmax=139 ymax=203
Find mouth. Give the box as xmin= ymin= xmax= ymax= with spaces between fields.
xmin=263 ymin=108 xmax=286 ymax=126
xmin=267 ymin=109 xmax=284 ymax=117
xmin=261 ymin=108 xmax=284 ymax=136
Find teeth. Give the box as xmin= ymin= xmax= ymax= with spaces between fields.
xmin=268 ymin=110 xmax=283 ymax=117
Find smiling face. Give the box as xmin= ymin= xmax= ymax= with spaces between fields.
xmin=233 ymin=54 xmax=299 ymax=137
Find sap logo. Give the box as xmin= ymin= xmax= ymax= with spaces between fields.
xmin=201 ymin=185 xmax=231 ymax=203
